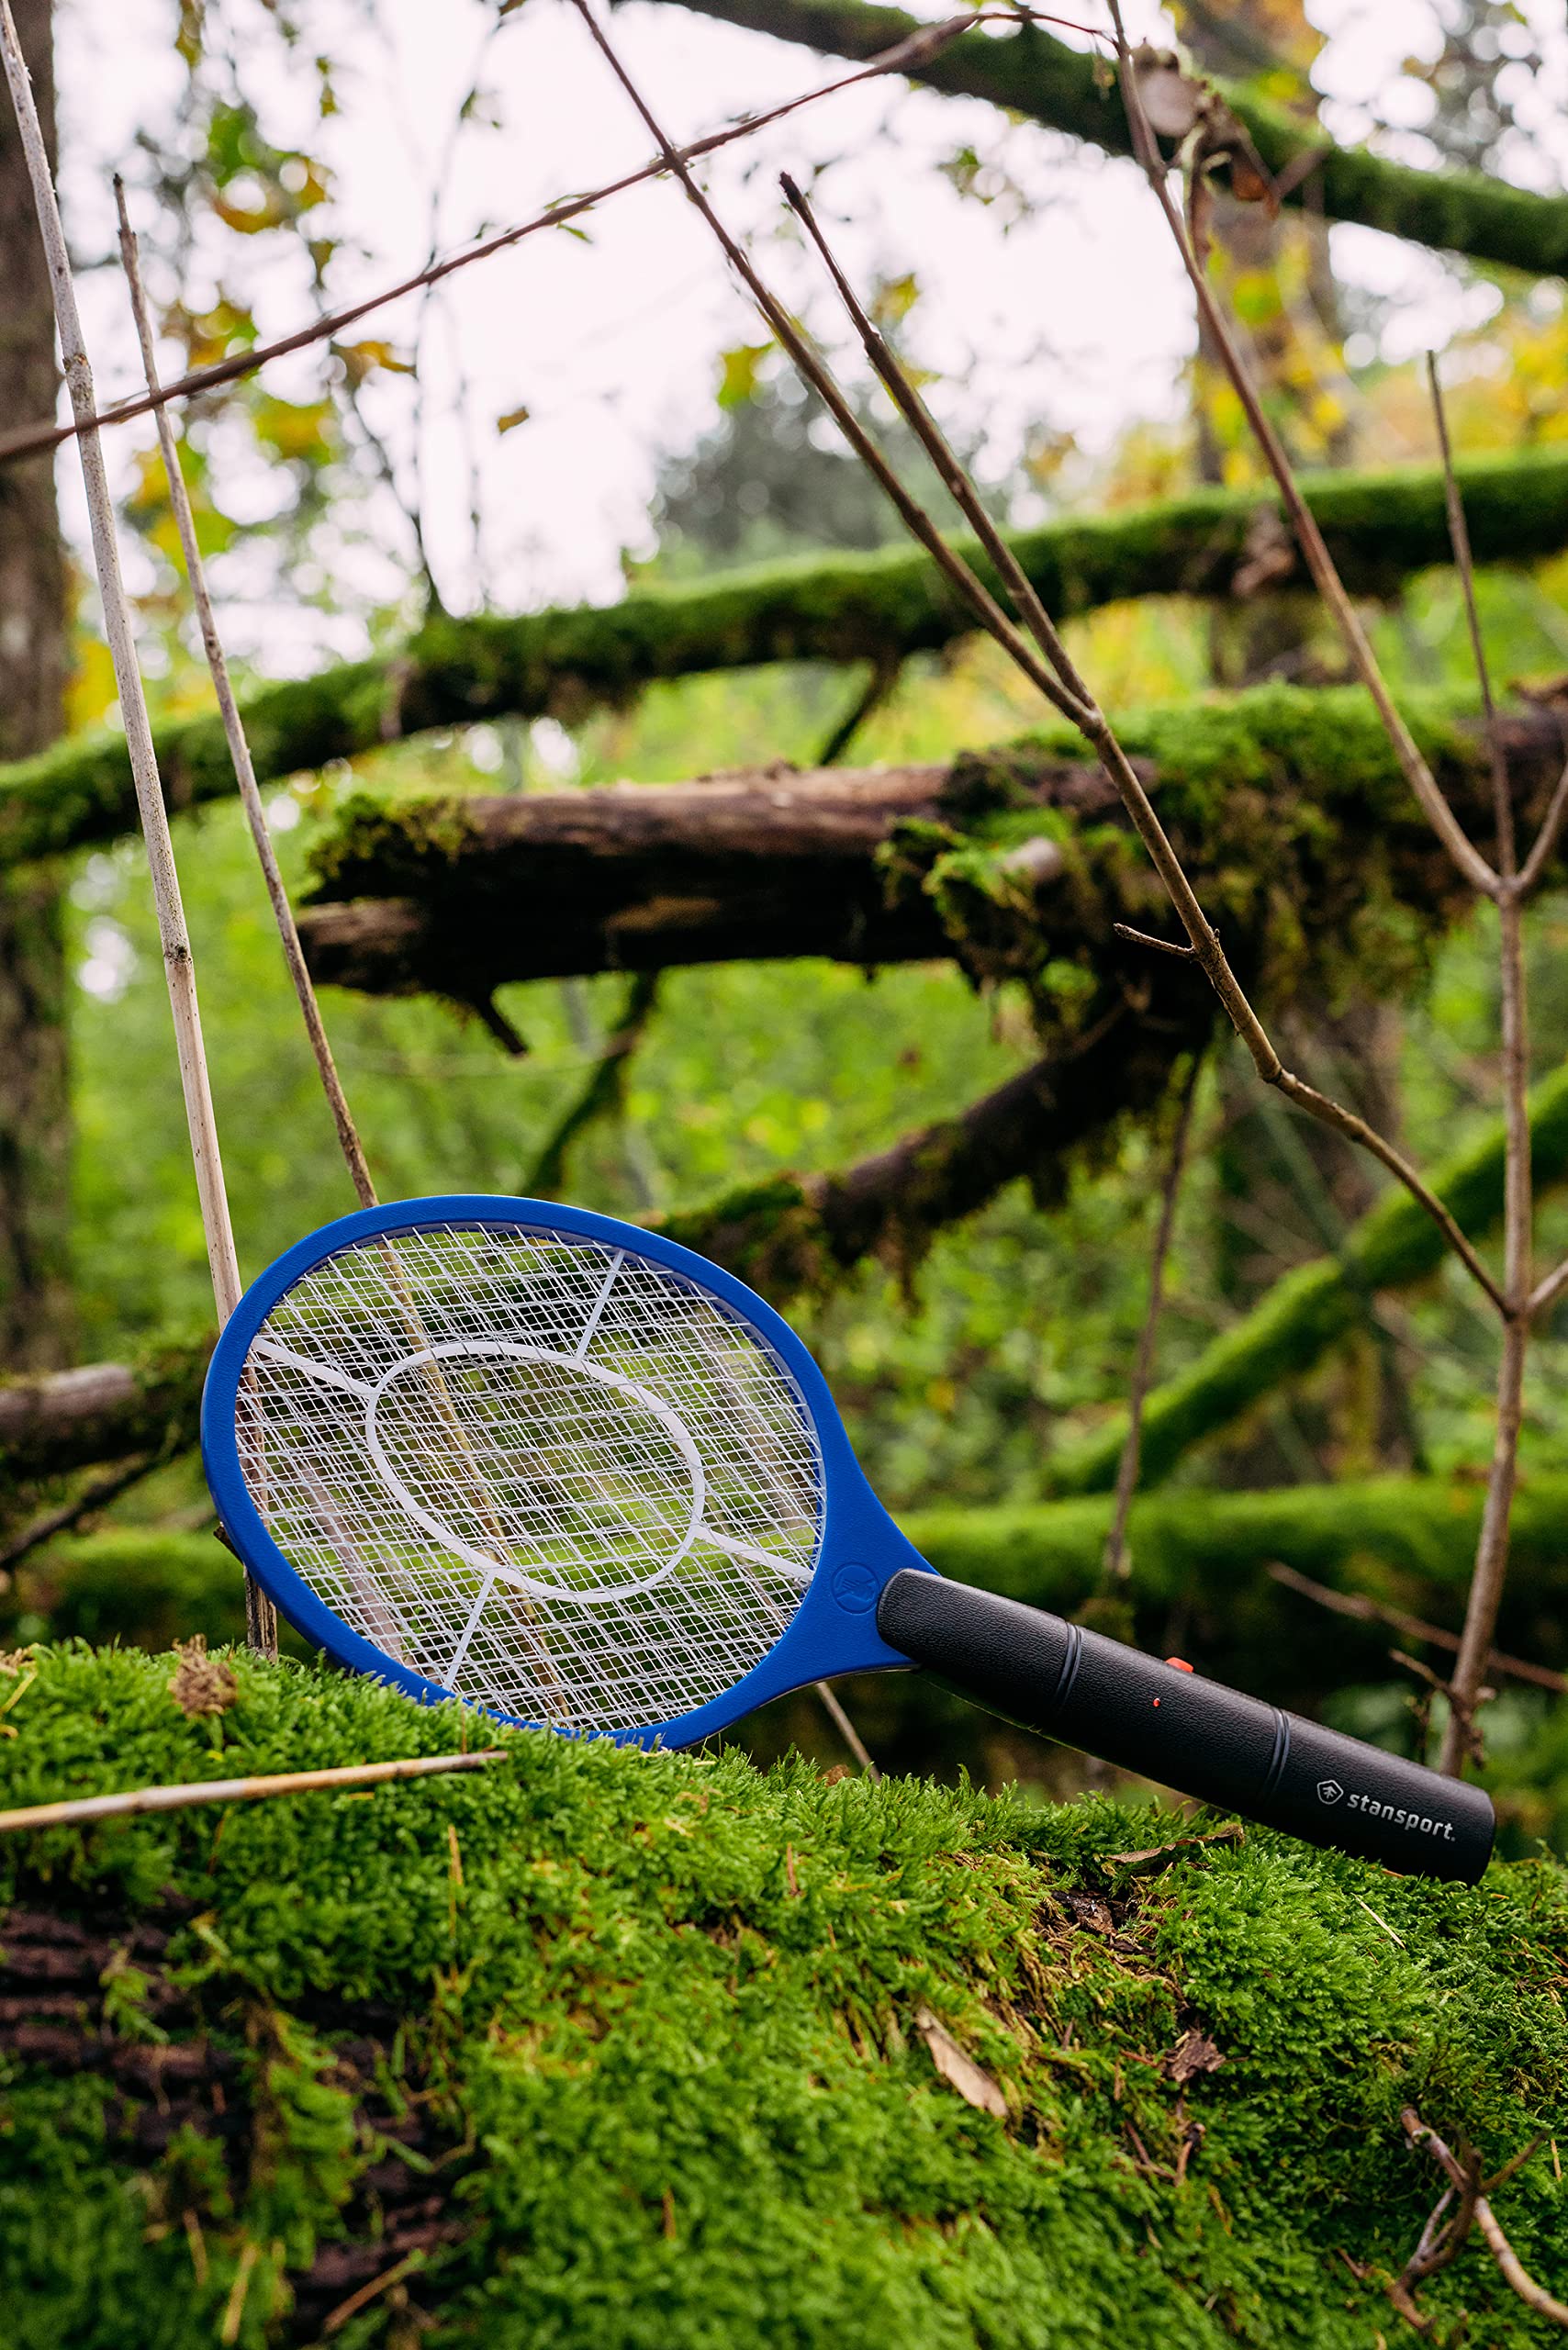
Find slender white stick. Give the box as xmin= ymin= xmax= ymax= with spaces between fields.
xmin=114 ymin=184 xmax=377 ymax=1213
xmin=0 ymin=1747 xmax=508 ymax=1835
xmin=0 ymin=1 xmax=275 ymax=1652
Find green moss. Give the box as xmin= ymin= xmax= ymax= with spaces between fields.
xmin=307 ymin=789 xmax=482 ymax=901
xmin=0 ymin=1643 xmax=1564 ymax=2345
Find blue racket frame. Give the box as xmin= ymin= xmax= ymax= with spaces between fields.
xmin=202 ymin=1194 xmax=932 ymax=1746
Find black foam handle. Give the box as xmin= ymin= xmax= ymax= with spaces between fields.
xmin=877 ymin=1572 xmax=1494 ymax=1884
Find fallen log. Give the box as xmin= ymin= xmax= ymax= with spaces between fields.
xmin=297 ymin=686 xmax=1568 ymax=1008
xmin=0 ymin=1340 xmax=208 ymax=1496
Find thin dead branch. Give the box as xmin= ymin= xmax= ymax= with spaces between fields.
xmin=566 ymin=0 xmax=1093 ymax=733
xmin=0 ymin=1747 xmax=509 ymax=1836
xmin=1266 ymin=1561 xmax=1568 ymax=1696
xmin=0 ymin=12 xmax=1052 ymax=475
xmin=1424 ymin=356 xmax=1529 ymax=1773
xmin=1110 ymin=12 xmax=1497 ymax=903
xmin=116 ymin=186 xmax=378 ymax=1214
xmin=524 ymin=970 xmax=660 ymax=1197
xmin=813 ymin=1680 xmax=881 ymax=1780
xmin=566 ymin=2 xmax=1502 ymax=1308
xmin=1399 ymin=2108 xmax=1568 ymax=2332
xmin=769 ymin=161 xmax=1504 ymax=1310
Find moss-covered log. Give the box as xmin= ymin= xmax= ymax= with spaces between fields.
xmin=0 ymin=1339 xmax=208 ymax=1502
xmin=17 ymin=1472 xmax=1568 ymax=1718
xmin=7 ymin=450 xmax=1568 ymax=870
xmin=907 ymin=1474 xmax=1568 ymax=1709
xmin=300 ymin=758 xmax=964 ymax=990
xmin=654 ymin=0 xmax=1568 ymax=279
xmin=297 ymin=688 xmax=1568 ymax=1006
xmin=1048 ymin=1057 xmax=1568 ymax=1499
xmin=0 ymin=1644 xmax=1564 ymax=2346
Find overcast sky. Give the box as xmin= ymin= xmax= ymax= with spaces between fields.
xmin=54 ymin=0 xmax=1568 ymax=667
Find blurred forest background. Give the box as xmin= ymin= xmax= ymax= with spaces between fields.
xmin=5 ymin=0 xmax=1568 ymax=1843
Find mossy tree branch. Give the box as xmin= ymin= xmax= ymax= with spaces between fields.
xmin=297 ymin=687 xmax=1568 ymax=1010
xmin=658 ymin=995 xmax=1209 ymax=1293
xmin=649 ymin=0 xmax=1568 ymax=279
xmin=0 ymin=1339 xmax=209 ymax=1501
xmin=15 ymin=1474 xmax=1568 ymax=1721
xmin=1048 ymin=1058 xmax=1568 ymax=1499
xmin=6 ymin=451 xmax=1568 ymax=870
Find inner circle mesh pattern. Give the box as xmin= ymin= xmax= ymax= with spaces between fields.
xmin=233 ymin=1220 xmax=824 ymax=1731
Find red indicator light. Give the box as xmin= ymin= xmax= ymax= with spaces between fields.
xmin=1152 ymin=1696 xmax=1161 ymax=1707
xmin=1166 ymin=1656 xmax=1194 ymax=1673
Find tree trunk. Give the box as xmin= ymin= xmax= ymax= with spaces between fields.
xmin=0 ymin=0 xmax=70 ymax=1371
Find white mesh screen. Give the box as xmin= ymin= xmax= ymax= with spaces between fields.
xmin=233 ymin=1219 xmax=823 ymax=1731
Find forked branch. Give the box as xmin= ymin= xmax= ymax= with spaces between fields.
xmin=772 ymin=161 xmax=1504 ymax=1309
xmin=566 ymin=0 xmax=1504 ymax=1312
xmin=1395 ymin=2109 xmax=1568 ymax=2333
xmin=1109 ymin=6 xmax=1497 ymax=904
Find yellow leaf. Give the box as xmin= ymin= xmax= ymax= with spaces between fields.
xmin=717 ymin=342 xmax=771 ymax=409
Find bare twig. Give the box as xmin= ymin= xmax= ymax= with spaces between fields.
xmin=566 ymin=1 xmax=1092 ymax=732
xmin=1110 ymin=12 xmax=1496 ymax=903
xmin=1529 ymin=1255 xmax=1568 ymax=1319
xmin=1425 ymin=358 xmax=1530 ymax=1774
xmin=0 ymin=13 xmax=1050 ymax=475
xmin=116 ymin=185 xmax=377 ymax=1214
xmin=0 ymin=1747 xmax=508 ymax=1836
xmin=1102 ymin=1054 xmax=1201 ymax=1583
xmin=814 ymin=654 xmax=902 ymax=767
xmin=1401 ymin=2109 xmax=1568 ymax=2332
xmin=322 ymin=2249 xmax=428 ymax=2336
xmin=1266 ymin=1561 xmax=1568 ymax=1696
xmin=1515 ymin=755 xmax=1568 ymax=898
xmin=1114 ymin=923 xmax=1197 ymax=961
xmin=0 ymin=0 xmax=275 ymax=1657
xmin=0 ymin=1454 xmax=159 ymax=1572
xmin=769 ymin=161 xmax=1504 ymax=1310
xmin=813 ymin=1680 xmax=881 ymax=1779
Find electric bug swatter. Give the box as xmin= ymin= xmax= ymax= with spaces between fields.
xmin=201 ymin=1195 xmax=1494 ymax=1884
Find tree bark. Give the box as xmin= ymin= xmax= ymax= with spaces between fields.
xmin=0 ymin=0 xmax=69 ymax=1370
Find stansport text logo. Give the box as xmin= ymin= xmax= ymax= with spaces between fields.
xmin=1317 ymin=1779 xmax=1456 ymax=1841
